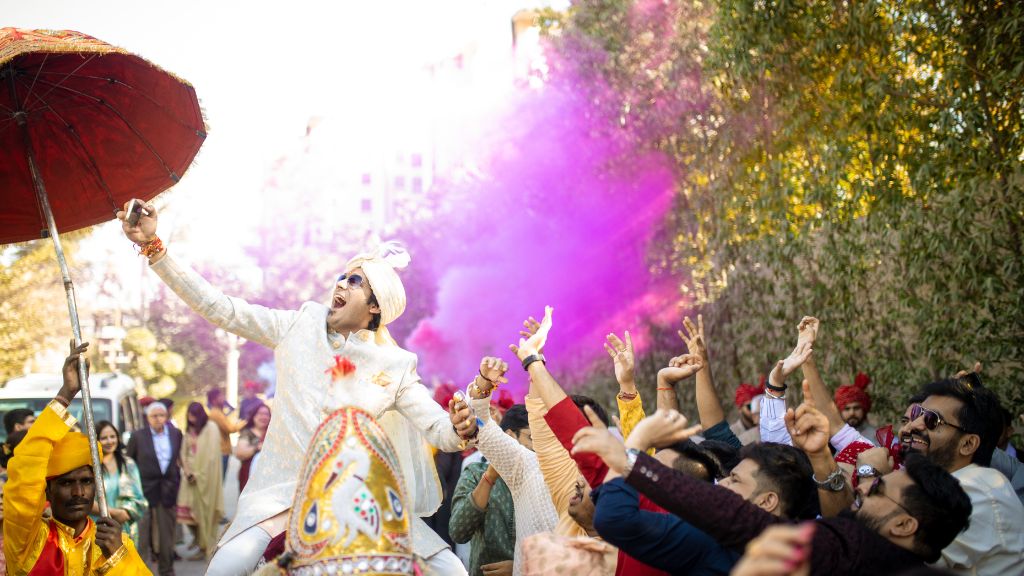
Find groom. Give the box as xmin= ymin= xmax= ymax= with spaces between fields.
xmin=119 ymin=200 xmax=477 ymax=575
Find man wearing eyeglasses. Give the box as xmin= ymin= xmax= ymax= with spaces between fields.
xmin=898 ymin=377 xmax=1024 ymax=575
xmin=574 ymin=404 xmax=974 ymax=575
xmin=118 ymin=201 xmax=475 ymax=576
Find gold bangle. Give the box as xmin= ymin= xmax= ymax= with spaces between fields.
xmin=97 ymin=543 xmax=127 ymax=575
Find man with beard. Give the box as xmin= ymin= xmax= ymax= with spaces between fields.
xmin=573 ymin=406 xmax=973 ymax=576
xmin=3 ymin=342 xmax=147 ymax=574
xmin=834 ymin=373 xmax=878 ymax=444
xmin=898 ymin=376 xmax=1024 ymax=574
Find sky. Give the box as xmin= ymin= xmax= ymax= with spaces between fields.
xmin=4 ymin=0 xmax=688 ymax=388
xmin=3 ymin=0 xmax=562 ymax=246
xmin=3 ymin=0 xmax=568 ymax=368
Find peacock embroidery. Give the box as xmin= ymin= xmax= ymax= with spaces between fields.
xmin=327 ymin=448 xmax=382 ymax=547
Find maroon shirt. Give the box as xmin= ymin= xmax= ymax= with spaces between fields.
xmin=626 ymin=451 xmax=924 ymax=576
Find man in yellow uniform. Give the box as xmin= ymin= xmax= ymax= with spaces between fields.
xmin=3 ymin=341 xmax=149 ymax=575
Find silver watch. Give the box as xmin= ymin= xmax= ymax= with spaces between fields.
xmin=812 ymin=467 xmax=847 ymax=492
xmin=856 ymin=464 xmax=880 ymax=481
xmin=623 ymin=448 xmax=641 ymax=477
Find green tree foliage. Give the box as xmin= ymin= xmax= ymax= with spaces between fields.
xmin=0 ymin=235 xmax=86 ymax=382
xmin=123 ymin=326 xmax=185 ymax=397
xmin=548 ymin=0 xmax=1023 ymax=422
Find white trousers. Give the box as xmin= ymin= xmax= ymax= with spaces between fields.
xmin=206 ymin=525 xmax=273 ymax=576
xmin=204 ymin=525 xmax=467 ymax=576
xmin=422 ymin=548 xmax=468 ymax=576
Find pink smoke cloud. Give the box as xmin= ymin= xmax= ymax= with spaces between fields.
xmin=403 ymin=76 xmax=684 ymax=392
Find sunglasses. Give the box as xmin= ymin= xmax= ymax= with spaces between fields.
xmin=854 ymin=475 xmax=912 ymax=515
xmin=336 ymin=273 xmax=367 ymax=290
xmin=908 ymin=404 xmax=967 ymax=433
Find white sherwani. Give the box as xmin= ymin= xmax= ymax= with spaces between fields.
xmin=151 ymin=253 xmax=462 ymax=559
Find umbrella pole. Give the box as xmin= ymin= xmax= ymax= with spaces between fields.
xmin=15 ymin=116 xmax=109 ymax=518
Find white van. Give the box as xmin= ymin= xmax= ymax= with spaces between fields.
xmin=0 ymin=372 xmax=143 ymax=444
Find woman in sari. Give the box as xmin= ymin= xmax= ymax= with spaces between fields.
xmin=177 ymin=401 xmax=224 ymax=559
xmin=91 ymin=420 xmax=148 ymax=546
xmin=234 ymin=402 xmax=271 ymax=492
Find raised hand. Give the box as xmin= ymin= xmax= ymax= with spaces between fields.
xmin=519 ymin=316 xmax=542 ymax=343
xmin=769 ymin=342 xmax=814 ymax=389
xmin=624 ymin=409 xmax=702 ymax=452
xmin=115 ymin=199 xmax=158 ymax=245
xmin=796 ymin=316 xmax=819 ymax=349
xmin=954 ymin=361 xmax=983 ymax=379
xmin=449 ymin=392 xmax=478 ymax=439
xmin=571 ymin=405 xmax=628 ymax=473
xmin=769 ymin=317 xmax=817 ymax=388
xmin=604 ymin=331 xmax=635 ymax=390
xmin=731 ymin=523 xmax=814 ymax=576
xmin=510 ymin=306 xmax=553 ymax=361
xmin=59 ymin=339 xmax=90 ymax=403
xmin=784 ymin=381 xmax=830 ymax=456
xmin=657 ymin=354 xmax=704 ymax=387
xmin=677 ymin=315 xmax=709 ymax=364
xmin=474 ymin=357 xmax=509 ymax=398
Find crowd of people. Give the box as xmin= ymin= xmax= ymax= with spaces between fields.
xmin=1 ymin=198 xmax=1021 ymax=576
xmin=434 ymin=310 xmax=1024 ymax=576
xmin=0 ymin=353 xmax=273 ymax=575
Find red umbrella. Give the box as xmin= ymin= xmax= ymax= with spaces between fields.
xmin=0 ymin=27 xmax=206 ymax=515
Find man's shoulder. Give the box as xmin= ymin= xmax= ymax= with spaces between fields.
xmin=955 ymin=464 xmax=1024 ymax=510
xmin=371 ymin=343 xmax=418 ymax=370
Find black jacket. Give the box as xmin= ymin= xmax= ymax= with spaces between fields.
xmin=126 ymin=425 xmax=183 ymax=508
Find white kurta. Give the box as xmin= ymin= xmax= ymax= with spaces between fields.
xmin=150 ymin=252 xmax=463 ymax=558
xmin=470 ymin=397 xmax=558 ymax=575
xmin=939 ymin=463 xmax=1024 ymax=575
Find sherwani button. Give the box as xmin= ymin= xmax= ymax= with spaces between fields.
xmin=332 ymin=340 xmax=341 ymax=349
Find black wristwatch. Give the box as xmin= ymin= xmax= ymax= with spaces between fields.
xmin=521 ymin=354 xmax=546 ymax=371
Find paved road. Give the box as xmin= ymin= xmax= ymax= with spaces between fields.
xmin=172 ymin=558 xmax=208 ymax=576
xmin=159 ymin=457 xmax=241 ymax=575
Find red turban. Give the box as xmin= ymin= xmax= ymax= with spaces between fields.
xmin=834 ymin=372 xmax=872 ymax=413
xmin=492 ymin=389 xmax=515 ymax=412
xmin=734 ymin=383 xmax=762 ymax=407
xmin=433 ymin=382 xmax=458 ymax=408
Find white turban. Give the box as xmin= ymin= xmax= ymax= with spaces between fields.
xmin=346 ymin=241 xmax=411 ymax=344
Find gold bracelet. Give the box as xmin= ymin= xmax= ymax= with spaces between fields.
xmin=97 ymin=543 xmax=127 ymax=575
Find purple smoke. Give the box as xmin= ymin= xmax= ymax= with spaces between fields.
xmin=404 ymin=76 xmax=683 ymax=391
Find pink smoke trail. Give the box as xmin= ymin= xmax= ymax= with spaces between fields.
xmin=404 ymin=77 xmax=683 ymax=392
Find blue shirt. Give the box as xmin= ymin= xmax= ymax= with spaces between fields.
xmin=592 ymin=478 xmax=739 ymax=575
xmin=704 ymin=419 xmax=742 ymax=450
xmin=151 ymin=426 xmax=172 ymax=473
